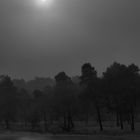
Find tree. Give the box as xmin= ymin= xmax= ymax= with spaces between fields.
xmin=125 ymin=64 xmax=140 ymax=131
xmin=103 ymin=62 xmax=140 ymax=131
xmin=54 ymin=72 xmax=76 ymax=132
xmin=0 ymin=75 xmax=18 ymax=129
xmin=80 ymin=63 xmax=103 ymax=131
xmin=29 ymin=89 xmax=43 ymax=131
xmin=18 ymin=88 xmax=31 ymax=129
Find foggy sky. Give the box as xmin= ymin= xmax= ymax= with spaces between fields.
xmin=1 ymin=0 xmax=140 ymax=80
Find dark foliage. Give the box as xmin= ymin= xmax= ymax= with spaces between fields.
xmin=0 ymin=62 xmax=140 ymax=133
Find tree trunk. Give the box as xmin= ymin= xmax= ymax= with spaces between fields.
xmin=5 ymin=120 xmax=10 ymax=130
xmin=43 ymin=112 xmax=47 ymax=132
xmin=119 ymin=113 xmax=123 ymax=130
xmin=131 ymin=108 xmax=135 ymax=131
xmin=67 ymin=116 xmax=71 ymax=131
xmin=96 ymin=105 xmax=103 ymax=131
xmin=116 ymin=111 xmax=120 ymax=127
xmin=67 ymin=110 xmax=74 ymax=132
xmin=31 ymin=122 xmax=35 ymax=130
xmin=86 ymin=110 xmax=89 ymax=124
xmin=24 ymin=120 xmax=28 ymax=129
xmin=63 ymin=113 xmax=67 ymax=130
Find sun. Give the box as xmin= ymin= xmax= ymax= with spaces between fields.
xmin=41 ymin=0 xmax=53 ymax=5
xmin=41 ymin=0 xmax=47 ymax=3
xmin=37 ymin=0 xmax=53 ymax=7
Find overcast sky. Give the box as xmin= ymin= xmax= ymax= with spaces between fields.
xmin=1 ymin=0 xmax=140 ymax=79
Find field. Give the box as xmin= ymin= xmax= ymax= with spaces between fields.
xmin=0 ymin=130 xmax=139 ymax=140
xmin=0 ymin=134 xmax=140 ymax=140
xmin=0 ymin=122 xmax=140 ymax=140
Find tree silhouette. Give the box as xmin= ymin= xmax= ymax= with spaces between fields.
xmin=103 ymin=62 xmax=140 ymax=130
xmin=0 ymin=62 xmax=139 ymax=133
xmin=18 ymin=88 xmax=31 ymax=129
xmin=54 ymin=72 xmax=75 ymax=131
xmin=0 ymin=75 xmax=18 ymax=129
xmin=80 ymin=63 xmax=103 ymax=131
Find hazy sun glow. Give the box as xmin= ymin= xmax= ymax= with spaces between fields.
xmin=36 ymin=0 xmax=54 ymax=7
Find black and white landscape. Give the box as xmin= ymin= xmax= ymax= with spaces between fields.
xmin=1 ymin=0 xmax=140 ymax=140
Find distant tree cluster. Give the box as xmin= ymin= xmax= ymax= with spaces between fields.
xmin=0 ymin=62 xmax=140 ymax=133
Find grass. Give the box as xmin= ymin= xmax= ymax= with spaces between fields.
xmin=0 ymin=121 xmax=140 ymax=140
xmin=1 ymin=135 xmax=140 ymax=140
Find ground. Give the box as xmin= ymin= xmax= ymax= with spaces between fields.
xmin=1 ymin=122 xmax=140 ymax=140
xmin=0 ymin=133 xmax=140 ymax=140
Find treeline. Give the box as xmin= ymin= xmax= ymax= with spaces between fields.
xmin=0 ymin=62 xmax=140 ymax=133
